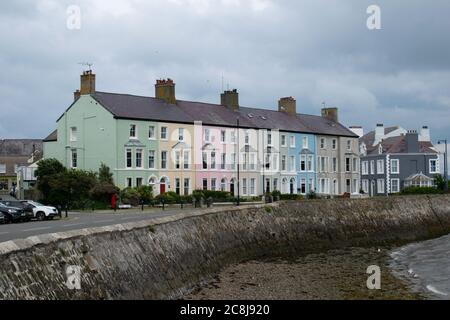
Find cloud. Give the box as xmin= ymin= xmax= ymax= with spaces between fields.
xmin=0 ymin=0 xmax=449 ymax=141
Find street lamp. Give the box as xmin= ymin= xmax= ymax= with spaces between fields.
xmin=438 ymin=139 xmax=448 ymax=192
xmin=236 ymin=117 xmax=240 ymax=206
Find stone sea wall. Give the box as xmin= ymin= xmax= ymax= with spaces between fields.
xmin=1 ymin=195 xmax=450 ymax=299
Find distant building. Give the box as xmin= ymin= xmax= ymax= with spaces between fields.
xmin=0 ymin=140 xmax=42 ymax=198
xmin=358 ymin=124 xmax=439 ymax=196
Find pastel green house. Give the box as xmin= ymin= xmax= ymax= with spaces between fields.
xmin=43 ymin=71 xmax=160 ymax=188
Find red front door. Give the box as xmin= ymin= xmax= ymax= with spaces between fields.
xmin=160 ymin=184 xmax=166 ymax=194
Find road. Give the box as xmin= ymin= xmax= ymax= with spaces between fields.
xmin=0 ymin=207 xmax=202 ymax=243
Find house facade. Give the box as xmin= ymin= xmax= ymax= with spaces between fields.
xmin=0 ymin=139 xmax=42 ymax=197
xmin=357 ymin=124 xmax=439 ymax=196
xmin=43 ymin=71 xmax=359 ymax=197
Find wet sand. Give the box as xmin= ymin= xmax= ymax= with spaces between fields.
xmin=184 ymin=247 xmax=423 ymax=300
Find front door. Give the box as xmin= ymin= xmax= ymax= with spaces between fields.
xmin=160 ymin=183 xmax=166 ymax=194
xmin=230 ymin=182 xmax=235 ymax=197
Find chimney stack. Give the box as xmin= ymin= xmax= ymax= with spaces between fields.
xmin=221 ymin=89 xmax=239 ymax=111
xmin=374 ymin=123 xmax=384 ymax=146
xmin=349 ymin=126 xmax=364 ymax=138
xmin=321 ymin=107 xmax=338 ymax=122
xmin=278 ymin=97 xmax=296 ymax=116
xmin=406 ymin=130 xmax=420 ymax=153
xmin=155 ymin=78 xmax=176 ymax=104
xmin=79 ymin=70 xmax=96 ymax=95
xmin=419 ymin=126 xmax=431 ymax=142
xmin=74 ymin=89 xmax=81 ymax=101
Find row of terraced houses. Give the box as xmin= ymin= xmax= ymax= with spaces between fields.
xmin=42 ymin=71 xmax=367 ymax=197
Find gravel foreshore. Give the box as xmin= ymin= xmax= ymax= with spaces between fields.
xmin=183 ymin=247 xmax=422 ymax=300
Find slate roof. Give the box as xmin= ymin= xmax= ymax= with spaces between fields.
xmin=89 ymin=92 xmax=357 ymax=137
xmin=359 ymin=126 xmax=400 ymax=149
xmin=366 ymin=135 xmax=437 ymax=155
xmin=43 ymin=130 xmax=57 ymax=142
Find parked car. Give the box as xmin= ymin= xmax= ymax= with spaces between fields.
xmin=0 ymin=212 xmax=5 ymax=224
xmin=0 ymin=202 xmax=27 ymax=223
xmin=20 ymin=201 xmax=59 ymax=221
xmin=0 ymin=201 xmax=34 ymax=222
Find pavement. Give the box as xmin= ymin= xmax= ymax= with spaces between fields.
xmin=0 ymin=206 xmax=205 ymax=243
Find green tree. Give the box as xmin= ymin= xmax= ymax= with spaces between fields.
xmin=99 ymin=162 xmax=114 ymax=184
xmin=35 ymin=158 xmax=66 ymax=202
xmin=90 ymin=163 xmax=118 ymax=204
xmin=48 ymin=169 xmax=98 ymax=210
xmin=434 ymin=174 xmax=446 ymax=191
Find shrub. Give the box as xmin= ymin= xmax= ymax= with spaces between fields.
xmin=90 ymin=181 xmax=119 ymax=203
xmin=271 ymin=190 xmax=281 ymax=198
xmin=279 ymin=194 xmax=304 ymax=201
xmin=120 ymin=187 xmax=140 ymax=206
xmin=400 ymin=186 xmax=441 ymax=195
xmin=307 ymin=190 xmax=317 ymax=199
xmin=155 ymin=191 xmax=180 ymax=204
xmin=136 ymin=185 xmax=153 ymax=204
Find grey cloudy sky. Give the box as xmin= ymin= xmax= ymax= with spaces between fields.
xmin=1 ymin=0 xmax=449 ymax=142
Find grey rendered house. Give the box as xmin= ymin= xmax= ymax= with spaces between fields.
xmin=357 ymin=124 xmax=439 ymax=196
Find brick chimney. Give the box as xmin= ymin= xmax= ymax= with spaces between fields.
xmin=278 ymin=97 xmax=296 ymax=116
xmin=221 ymin=89 xmax=239 ymax=111
xmin=79 ymin=70 xmax=96 ymax=95
xmin=155 ymin=79 xmax=176 ymax=104
xmin=74 ymin=89 xmax=81 ymax=101
xmin=321 ymin=107 xmax=338 ymax=122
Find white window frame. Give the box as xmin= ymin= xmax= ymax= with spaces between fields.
xmin=377 ymin=179 xmax=385 ymax=194
xmin=220 ymin=130 xmax=226 ymax=143
xmin=183 ymin=150 xmax=190 ymax=169
xmin=148 ymin=126 xmax=155 ymax=140
xmin=429 ymin=159 xmax=439 ymax=174
xmin=302 ymin=137 xmax=308 ymax=149
xmin=178 ymin=128 xmax=184 ymax=142
xmin=70 ymin=127 xmax=77 ymax=142
xmin=281 ymin=134 xmax=287 ymax=147
xmin=250 ymin=178 xmax=256 ymax=195
xmin=148 ymin=150 xmax=156 ymax=169
xmin=391 ymin=178 xmax=400 ymax=193
xmin=204 ymin=128 xmax=211 ymax=142
xmin=320 ymin=138 xmax=326 ymax=149
xmin=377 ymin=159 xmax=384 ymax=174
xmin=126 ymin=149 xmax=132 ymax=168
xmin=135 ymin=149 xmax=143 ymax=168
xmin=290 ymin=136 xmax=295 ymax=148
xmin=391 ymin=159 xmax=400 ymax=174
xmin=130 ymin=124 xmax=137 ymax=139
xmin=160 ymin=151 xmax=167 ymax=169
xmin=160 ymin=126 xmax=168 ymax=140
xmin=71 ymin=149 xmax=78 ymax=168
xmin=370 ymin=160 xmax=375 ymax=175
